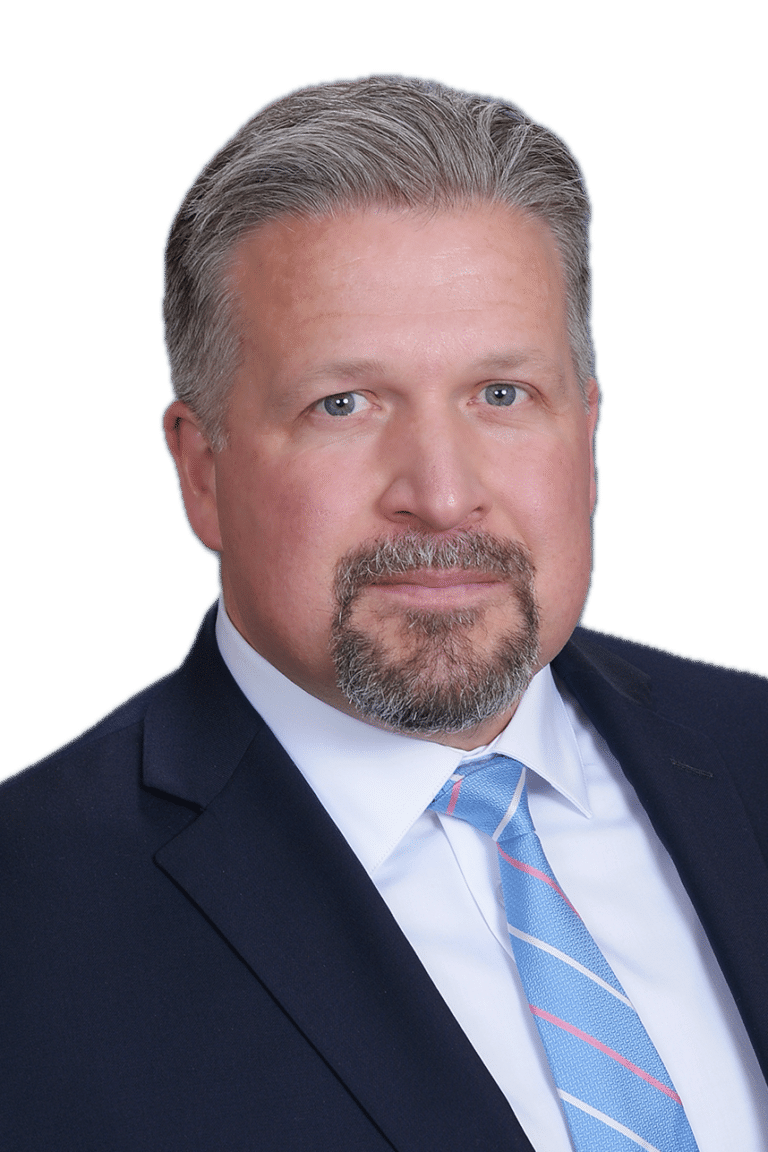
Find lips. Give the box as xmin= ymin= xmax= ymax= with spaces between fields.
xmin=362 ymin=569 xmax=506 ymax=609
xmin=371 ymin=568 xmax=503 ymax=589
xmin=333 ymin=530 xmax=538 ymax=628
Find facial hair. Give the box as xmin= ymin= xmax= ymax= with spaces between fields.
xmin=330 ymin=532 xmax=540 ymax=735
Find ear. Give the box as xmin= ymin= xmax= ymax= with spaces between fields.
xmin=163 ymin=400 xmax=223 ymax=552
xmin=585 ymin=378 xmax=599 ymax=514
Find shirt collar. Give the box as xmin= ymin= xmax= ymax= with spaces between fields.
xmin=215 ymin=600 xmax=590 ymax=875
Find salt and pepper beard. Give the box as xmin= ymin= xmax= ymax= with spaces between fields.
xmin=331 ymin=533 xmax=540 ymax=735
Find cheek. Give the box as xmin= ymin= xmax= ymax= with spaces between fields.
xmin=218 ymin=450 xmax=370 ymax=601
xmin=540 ymin=457 xmax=594 ymax=617
xmin=503 ymin=439 xmax=594 ymax=632
xmin=506 ymin=437 xmax=593 ymax=545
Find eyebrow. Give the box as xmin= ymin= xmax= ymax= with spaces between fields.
xmin=265 ymin=360 xmax=390 ymax=417
xmin=300 ymin=358 xmax=389 ymax=383
xmin=300 ymin=350 xmax=554 ymax=382
xmin=469 ymin=351 xmax=559 ymax=375
xmin=271 ymin=347 xmax=568 ymax=417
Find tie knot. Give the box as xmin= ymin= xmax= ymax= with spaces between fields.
xmin=429 ymin=754 xmax=534 ymax=843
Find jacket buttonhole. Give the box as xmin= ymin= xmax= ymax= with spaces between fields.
xmin=670 ymin=758 xmax=714 ymax=779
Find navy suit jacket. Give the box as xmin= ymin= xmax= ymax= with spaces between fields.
xmin=2 ymin=608 xmax=768 ymax=1150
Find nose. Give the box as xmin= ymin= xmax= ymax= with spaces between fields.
xmin=377 ymin=408 xmax=491 ymax=532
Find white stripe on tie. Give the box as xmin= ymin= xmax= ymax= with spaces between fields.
xmin=492 ymin=765 xmax=527 ymax=841
xmin=558 ymin=1091 xmax=662 ymax=1151
xmin=507 ymin=925 xmax=634 ymax=1007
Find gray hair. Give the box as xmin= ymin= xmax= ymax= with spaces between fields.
xmin=164 ymin=75 xmax=595 ymax=448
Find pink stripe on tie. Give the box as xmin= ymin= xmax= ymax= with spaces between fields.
xmin=497 ymin=845 xmax=578 ymax=914
xmin=446 ymin=777 xmax=463 ymax=816
xmin=529 ymin=1007 xmax=683 ymax=1104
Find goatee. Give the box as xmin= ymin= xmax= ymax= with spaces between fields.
xmin=331 ymin=532 xmax=540 ymax=735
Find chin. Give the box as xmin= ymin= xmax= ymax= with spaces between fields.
xmin=331 ymin=610 xmax=540 ymax=735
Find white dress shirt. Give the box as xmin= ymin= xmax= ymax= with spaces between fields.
xmin=216 ymin=603 xmax=768 ymax=1150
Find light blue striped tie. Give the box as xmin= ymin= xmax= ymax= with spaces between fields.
xmin=430 ymin=754 xmax=699 ymax=1151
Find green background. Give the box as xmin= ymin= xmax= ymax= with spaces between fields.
xmin=3 ymin=2 xmax=764 ymax=774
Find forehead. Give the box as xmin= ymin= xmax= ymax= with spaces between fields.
xmin=228 ymin=203 xmax=566 ymax=306
xmin=225 ymin=204 xmax=574 ymax=390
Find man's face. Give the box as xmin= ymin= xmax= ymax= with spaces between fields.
xmin=167 ymin=204 xmax=598 ymax=748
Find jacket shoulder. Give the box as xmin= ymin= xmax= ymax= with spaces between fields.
xmin=2 ymin=606 xmax=226 ymax=800
xmin=563 ymin=626 xmax=768 ymax=811
xmin=1 ymin=672 xmax=171 ymax=798
xmin=569 ymin=626 xmax=768 ymax=717
xmin=1 ymin=605 xmax=258 ymax=820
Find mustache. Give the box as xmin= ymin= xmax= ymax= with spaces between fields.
xmin=333 ymin=531 xmax=537 ymax=614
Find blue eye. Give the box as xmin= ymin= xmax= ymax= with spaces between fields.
xmin=321 ymin=392 xmax=360 ymax=416
xmin=484 ymin=384 xmax=519 ymax=407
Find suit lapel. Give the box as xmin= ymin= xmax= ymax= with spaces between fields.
xmin=144 ymin=611 xmax=531 ymax=1152
xmin=554 ymin=632 xmax=768 ymax=1080
xmin=143 ymin=611 xmax=768 ymax=1138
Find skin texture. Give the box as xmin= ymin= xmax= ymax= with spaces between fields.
xmin=165 ymin=205 xmax=599 ymax=749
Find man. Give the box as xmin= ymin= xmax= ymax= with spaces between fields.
xmin=2 ymin=76 xmax=767 ymax=1151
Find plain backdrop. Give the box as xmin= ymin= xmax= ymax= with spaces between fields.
xmin=3 ymin=0 xmax=766 ymax=783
